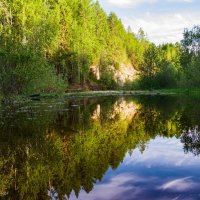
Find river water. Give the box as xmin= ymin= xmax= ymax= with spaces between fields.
xmin=0 ymin=95 xmax=200 ymax=200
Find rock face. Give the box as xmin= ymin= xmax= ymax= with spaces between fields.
xmin=90 ymin=63 xmax=137 ymax=85
xmin=113 ymin=63 xmax=137 ymax=85
xmin=90 ymin=65 xmax=100 ymax=80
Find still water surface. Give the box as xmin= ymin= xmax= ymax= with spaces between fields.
xmin=0 ymin=95 xmax=200 ymax=200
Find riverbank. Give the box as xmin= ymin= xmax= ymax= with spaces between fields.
xmin=42 ymin=90 xmax=172 ymax=98
xmin=42 ymin=88 xmax=200 ymax=98
xmin=1 ymin=88 xmax=200 ymax=102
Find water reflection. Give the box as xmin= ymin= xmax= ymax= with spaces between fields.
xmin=0 ymin=96 xmax=200 ymax=199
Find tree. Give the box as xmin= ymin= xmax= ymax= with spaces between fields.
xmin=140 ymin=43 xmax=160 ymax=77
xmin=181 ymin=25 xmax=200 ymax=86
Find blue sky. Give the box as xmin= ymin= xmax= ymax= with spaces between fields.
xmin=97 ymin=0 xmax=200 ymax=44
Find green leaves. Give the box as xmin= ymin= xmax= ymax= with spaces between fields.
xmin=1 ymin=0 xmax=197 ymax=93
xmin=180 ymin=25 xmax=200 ymax=86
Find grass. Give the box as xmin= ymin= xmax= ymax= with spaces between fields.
xmin=60 ymin=88 xmax=200 ymax=98
xmin=2 ymin=88 xmax=200 ymax=101
xmin=40 ymin=90 xmax=174 ymax=99
xmin=156 ymin=87 xmax=200 ymax=95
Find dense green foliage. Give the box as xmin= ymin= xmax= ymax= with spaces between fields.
xmin=1 ymin=0 xmax=200 ymax=95
xmin=0 ymin=0 xmax=140 ymax=94
xmin=135 ymin=42 xmax=181 ymax=89
xmin=180 ymin=26 xmax=200 ymax=86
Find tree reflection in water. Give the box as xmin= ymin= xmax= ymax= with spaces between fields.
xmin=0 ymin=96 xmax=200 ymax=199
xmin=181 ymin=126 xmax=200 ymax=156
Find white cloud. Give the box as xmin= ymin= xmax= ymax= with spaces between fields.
xmin=107 ymin=0 xmax=157 ymax=8
xmin=107 ymin=0 xmax=193 ymax=7
xmin=168 ymin=0 xmax=193 ymax=3
xmin=123 ymin=11 xmax=200 ymax=44
xmin=159 ymin=177 xmax=198 ymax=191
xmin=69 ymin=173 xmax=144 ymax=200
xmin=124 ymin=137 xmax=200 ymax=167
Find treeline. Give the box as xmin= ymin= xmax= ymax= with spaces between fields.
xmin=132 ymin=26 xmax=200 ymax=90
xmin=0 ymin=0 xmax=200 ymax=95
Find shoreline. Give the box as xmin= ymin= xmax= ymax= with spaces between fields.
xmin=40 ymin=90 xmax=173 ymax=99
xmin=1 ymin=88 xmax=200 ymax=101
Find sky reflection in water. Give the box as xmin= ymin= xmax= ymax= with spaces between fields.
xmin=70 ymin=137 xmax=200 ymax=200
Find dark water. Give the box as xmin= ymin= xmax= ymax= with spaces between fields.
xmin=1 ymin=95 xmax=200 ymax=200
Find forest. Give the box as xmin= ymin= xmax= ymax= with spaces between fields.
xmin=0 ymin=0 xmax=200 ymax=95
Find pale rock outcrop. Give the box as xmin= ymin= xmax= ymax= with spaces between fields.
xmin=90 ymin=63 xmax=137 ymax=85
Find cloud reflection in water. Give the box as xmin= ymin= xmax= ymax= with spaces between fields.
xmin=70 ymin=137 xmax=200 ymax=200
